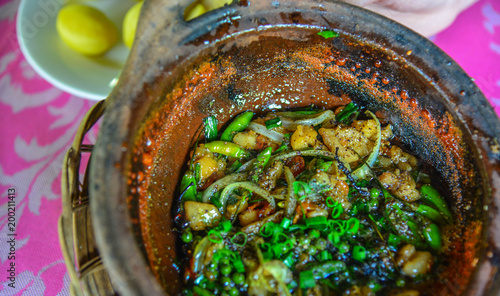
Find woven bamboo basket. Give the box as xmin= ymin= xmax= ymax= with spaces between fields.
xmin=58 ymin=100 xmax=118 ymax=296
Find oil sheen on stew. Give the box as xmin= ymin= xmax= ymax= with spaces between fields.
xmin=175 ymin=103 xmax=452 ymax=296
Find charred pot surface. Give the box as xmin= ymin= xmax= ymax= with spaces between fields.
xmin=90 ymin=0 xmax=500 ymax=296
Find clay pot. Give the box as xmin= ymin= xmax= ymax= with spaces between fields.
xmin=90 ymin=0 xmax=500 ymax=295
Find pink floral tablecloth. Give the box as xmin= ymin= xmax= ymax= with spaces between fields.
xmin=0 ymin=0 xmax=499 ymax=295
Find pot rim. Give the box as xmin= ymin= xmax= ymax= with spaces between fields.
xmin=90 ymin=1 xmax=500 ymax=295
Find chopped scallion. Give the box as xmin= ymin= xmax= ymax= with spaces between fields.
xmin=230 ymin=232 xmax=248 ymax=247
xmin=352 ymin=245 xmax=367 ymax=262
xmin=293 ymin=181 xmax=311 ymax=199
xmin=317 ymin=30 xmax=339 ymax=39
xmin=207 ymin=230 xmax=223 ymax=243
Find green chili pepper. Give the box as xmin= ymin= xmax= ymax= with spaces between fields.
xmin=220 ymin=111 xmax=254 ymax=141
xmin=386 ymin=201 xmax=421 ymax=244
xmin=193 ymin=286 xmax=216 ymax=296
xmin=404 ymin=218 xmax=422 ymax=244
xmin=416 ymin=204 xmax=446 ymax=224
xmin=194 ymin=162 xmax=201 ymax=183
xmin=420 ymin=185 xmax=452 ymax=222
xmin=203 ymin=116 xmax=218 ymax=141
xmin=423 ymin=223 xmax=442 ymax=251
xmin=336 ymin=102 xmax=359 ymax=124
xmin=227 ymin=160 xmax=242 ymax=173
xmin=250 ymin=146 xmax=273 ymax=182
xmin=180 ymin=170 xmax=197 ymax=201
xmin=205 ymin=141 xmax=249 ymax=158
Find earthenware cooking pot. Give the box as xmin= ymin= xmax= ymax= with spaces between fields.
xmin=89 ymin=0 xmax=500 ymax=295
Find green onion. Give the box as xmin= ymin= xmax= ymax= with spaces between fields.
xmin=352 ymin=246 xmax=367 ymax=262
xmin=319 ymin=250 xmax=332 ymax=261
xmin=272 ymin=232 xmax=289 ymax=244
xmin=219 ymin=219 xmax=232 ymax=232
xmin=203 ymin=116 xmax=218 ymax=141
xmin=230 ymin=232 xmax=248 ymax=247
xmin=317 ymin=30 xmax=339 ymax=39
xmin=325 ymin=196 xmax=335 ymax=207
xmin=293 ymin=181 xmax=311 ymax=199
xmin=265 ymin=117 xmax=282 ymax=129
xmin=327 ymin=232 xmax=340 ymax=244
xmin=280 ymin=217 xmax=292 ymax=229
xmin=207 ymin=230 xmax=223 ymax=243
xmin=345 ymin=218 xmax=360 ymax=234
xmin=388 ymin=233 xmax=401 ymax=246
xmin=329 ymin=220 xmax=346 ymax=236
xmin=326 ymin=198 xmax=343 ymax=219
xmin=283 ymin=252 xmax=295 ymax=268
xmin=260 ymin=222 xmax=278 ymax=237
xmin=210 ymin=192 xmax=223 ymax=208
xmin=306 ymin=216 xmax=328 ymax=229
xmin=309 ymin=229 xmax=321 ymax=239
xmin=299 ymin=270 xmax=316 ymax=289
xmin=232 ymin=256 xmax=245 ymax=273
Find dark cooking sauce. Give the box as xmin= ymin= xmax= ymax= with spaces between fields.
xmin=175 ymin=103 xmax=452 ymax=296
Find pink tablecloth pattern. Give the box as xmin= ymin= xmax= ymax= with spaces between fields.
xmin=0 ymin=0 xmax=499 ymax=295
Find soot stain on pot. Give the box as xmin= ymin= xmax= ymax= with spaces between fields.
xmin=126 ymin=26 xmax=486 ymax=295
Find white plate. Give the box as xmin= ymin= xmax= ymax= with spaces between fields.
xmin=17 ymin=0 xmax=137 ymax=100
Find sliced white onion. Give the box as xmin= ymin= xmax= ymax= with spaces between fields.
xmin=202 ymin=172 xmax=248 ymax=203
xmin=278 ymin=110 xmax=334 ymax=130
xmin=219 ymin=181 xmax=276 ymax=213
xmin=352 ymin=110 xmax=382 ymax=180
xmin=283 ymin=166 xmax=296 ymax=219
xmin=248 ymin=122 xmax=284 ymax=143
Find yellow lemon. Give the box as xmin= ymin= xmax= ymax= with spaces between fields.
xmin=56 ymin=4 xmax=118 ymax=56
xmin=185 ymin=2 xmax=208 ymax=21
xmin=201 ymin=0 xmax=232 ymax=11
xmin=122 ymin=1 xmax=143 ymax=48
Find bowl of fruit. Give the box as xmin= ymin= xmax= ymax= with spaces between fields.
xmin=89 ymin=0 xmax=500 ymax=295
